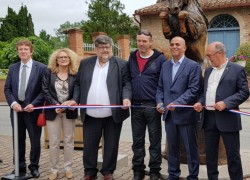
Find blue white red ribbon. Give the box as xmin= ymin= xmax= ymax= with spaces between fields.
xmin=32 ymin=104 xmax=250 ymax=116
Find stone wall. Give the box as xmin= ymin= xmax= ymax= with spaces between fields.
xmin=140 ymin=15 xmax=171 ymax=59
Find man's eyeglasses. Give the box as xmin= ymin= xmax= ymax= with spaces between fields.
xmin=97 ymin=46 xmax=111 ymax=50
xmin=138 ymin=30 xmax=152 ymax=37
xmin=57 ymin=56 xmax=69 ymax=60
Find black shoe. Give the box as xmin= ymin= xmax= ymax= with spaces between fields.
xmin=30 ymin=169 xmax=40 ymax=178
xmin=0 ymin=158 xmax=3 ymax=163
xmin=150 ymin=173 xmax=160 ymax=180
xmin=133 ymin=172 xmax=145 ymax=180
xmin=11 ymin=168 xmax=27 ymax=174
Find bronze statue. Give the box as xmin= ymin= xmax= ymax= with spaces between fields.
xmin=160 ymin=0 xmax=209 ymax=62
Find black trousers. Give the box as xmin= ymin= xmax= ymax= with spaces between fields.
xmin=204 ymin=112 xmax=243 ymax=180
xmin=131 ymin=103 xmax=162 ymax=174
xmin=83 ymin=115 xmax=123 ymax=176
xmin=11 ymin=110 xmax=42 ymax=171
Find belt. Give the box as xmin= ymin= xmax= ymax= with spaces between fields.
xmin=132 ymin=100 xmax=156 ymax=105
xmin=86 ymin=114 xmax=112 ymax=119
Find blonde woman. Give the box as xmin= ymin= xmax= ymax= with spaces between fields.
xmin=42 ymin=48 xmax=79 ymax=179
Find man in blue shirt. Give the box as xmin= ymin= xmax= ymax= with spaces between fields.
xmin=156 ymin=36 xmax=202 ymax=180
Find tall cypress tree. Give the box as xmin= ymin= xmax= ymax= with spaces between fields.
xmin=0 ymin=7 xmax=18 ymax=41
xmin=17 ymin=5 xmax=28 ymax=37
xmin=0 ymin=5 xmax=35 ymax=41
xmin=27 ymin=14 xmax=35 ymax=36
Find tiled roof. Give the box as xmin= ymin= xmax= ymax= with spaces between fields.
xmin=134 ymin=0 xmax=250 ymax=15
xmin=134 ymin=1 xmax=167 ymax=15
xmin=200 ymin=0 xmax=250 ymax=10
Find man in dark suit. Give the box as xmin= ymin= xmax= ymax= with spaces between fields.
xmin=74 ymin=35 xmax=131 ymax=180
xmin=156 ymin=36 xmax=202 ymax=180
xmin=4 ymin=39 xmax=46 ymax=178
xmin=194 ymin=41 xmax=249 ymax=180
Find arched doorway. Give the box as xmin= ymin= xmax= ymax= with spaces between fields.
xmin=208 ymin=14 xmax=240 ymax=59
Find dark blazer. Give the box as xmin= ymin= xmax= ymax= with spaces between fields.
xmin=156 ymin=57 xmax=202 ymax=125
xmin=200 ymin=61 xmax=249 ymax=132
xmin=4 ymin=60 xmax=46 ymax=118
xmin=42 ymin=68 xmax=79 ymax=120
xmin=74 ymin=56 xmax=131 ymax=123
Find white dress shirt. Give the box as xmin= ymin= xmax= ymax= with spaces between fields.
xmin=86 ymin=59 xmax=112 ymax=118
xmin=206 ymin=60 xmax=228 ymax=110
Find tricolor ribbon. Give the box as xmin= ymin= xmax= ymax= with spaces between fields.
xmin=168 ymin=104 xmax=250 ymax=116
xmin=32 ymin=104 xmax=250 ymax=116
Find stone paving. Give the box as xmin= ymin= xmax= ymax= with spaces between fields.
xmin=1 ymin=135 xmax=250 ymax=180
xmin=0 ymin=135 xmax=151 ymax=180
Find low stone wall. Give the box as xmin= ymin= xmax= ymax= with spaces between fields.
xmin=0 ymin=79 xmax=6 ymax=102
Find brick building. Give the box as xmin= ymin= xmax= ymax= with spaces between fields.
xmin=134 ymin=0 xmax=250 ymax=59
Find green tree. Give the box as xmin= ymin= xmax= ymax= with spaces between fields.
xmin=0 ymin=7 xmax=18 ymax=41
xmin=17 ymin=5 xmax=35 ymax=37
xmin=39 ymin=29 xmax=52 ymax=42
xmin=55 ymin=21 xmax=83 ymax=37
xmin=82 ymin=0 xmax=138 ymax=43
xmin=39 ymin=29 xmax=66 ymax=49
xmin=53 ymin=21 xmax=85 ymax=49
xmin=27 ymin=14 xmax=35 ymax=36
xmin=0 ymin=36 xmax=52 ymax=68
xmin=236 ymin=42 xmax=250 ymax=75
xmin=0 ymin=5 xmax=35 ymax=42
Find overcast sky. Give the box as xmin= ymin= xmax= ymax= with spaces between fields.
xmin=0 ymin=0 xmax=156 ymax=36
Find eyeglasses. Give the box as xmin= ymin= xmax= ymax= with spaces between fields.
xmin=138 ymin=30 xmax=152 ymax=37
xmin=57 ymin=56 xmax=69 ymax=60
xmin=97 ymin=46 xmax=111 ymax=50
xmin=206 ymin=50 xmax=221 ymax=59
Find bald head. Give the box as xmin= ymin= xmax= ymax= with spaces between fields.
xmin=170 ymin=36 xmax=187 ymax=62
xmin=171 ymin=36 xmax=186 ymax=45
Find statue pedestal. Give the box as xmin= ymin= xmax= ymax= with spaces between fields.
xmin=180 ymin=129 xmax=227 ymax=165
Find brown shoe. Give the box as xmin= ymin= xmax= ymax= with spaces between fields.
xmin=83 ymin=175 xmax=97 ymax=180
xmin=66 ymin=170 xmax=73 ymax=179
xmin=48 ymin=172 xmax=58 ymax=180
xmin=104 ymin=174 xmax=114 ymax=180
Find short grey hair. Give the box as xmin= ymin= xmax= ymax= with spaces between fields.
xmin=94 ymin=35 xmax=113 ymax=47
xmin=214 ymin=42 xmax=226 ymax=54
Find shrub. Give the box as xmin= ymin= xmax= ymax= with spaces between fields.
xmin=236 ymin=41 xmax=250 ymax=74
xmin=0 ymin=36 xmax=53 ymax=69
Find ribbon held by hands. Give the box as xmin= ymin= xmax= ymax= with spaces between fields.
xmin=32 ymin=104 xmax=250 ymax=117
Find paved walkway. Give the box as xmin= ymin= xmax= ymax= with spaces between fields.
xmin=1 ymin=101 xmax=250 ymax=179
